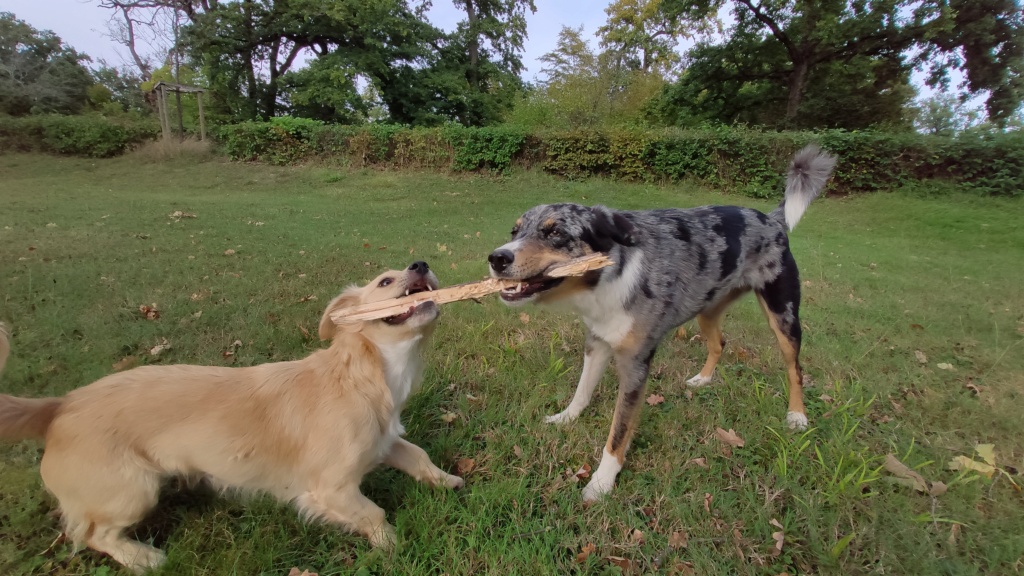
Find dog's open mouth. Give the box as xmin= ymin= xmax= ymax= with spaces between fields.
xmin=383 ymin=278 xmax=437 ymax=324
xmin=499 ymin=276 xmax=563 ymax=302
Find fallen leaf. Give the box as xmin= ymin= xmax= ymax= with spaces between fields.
xmin=112 ymin=356 xmax=138 ymax=372
xmin=670 ymin=562 xmax=696 ymax=576
xmin=669 ymin=530 xmax=689 ymax=549
xmin=819 ymin=393 xmax=834 ymax=404
xmin=149 ymin=338 xmax=171 ymax=356
xmin=574 ymin=463 xmax=592 ymax=479
xmin=975 ymin=444 xmax=996 ymax=466
xmin=948 ymin=524 xmax=961 ymax=546
xmin=629 ymin=529 xmax=644 ymax=545
xmin=646 ymin=393 xmax=666 ymax=406
xmin=286 ymin=569 xmax=318 ymax=576
xmin=715 ymin=427 xmax=746 ymax=448
xmin=192 ymin=310 xmax=203 ymax=319
xmin=298 ymin=294 xmax=317 ymax=303
xmin=513 ymin=445 xmax=523 ymax=458
xmin=363 ymin=243 xmax=371 ymax=248
xmin=224 ymin=249 xmax=236 ymax=256
xmin=686 ymin=457 xmax=708 ymax=468
xmin=949 ymin=455 xmax=996 ymax=479
xmin=910 ymin=323 xmax=925 ymax=331
xmin=576 ymin=543 xmax=596 ymax=563
xmin=703 ymin=492 xmax=713 ymax=514
xmin=605 ymin=556 xmax=631 ymax=570
xmin=138 ymin=304 xmax=160 ymax=320
xmin=770 ymin=518 xmax=784 ymax=556
xmin=519 ymin=312 xmax=530 ymax=324
xmin=914 ymin=350 xmax=927 ymax=364
xmin=441 ymin=412 xmax=458 ymax=424
xmin=437 ymin=243 xmax=448 ymax=252
xmin=937 ymin=362 xmax=954 ymax=370
xmin=884 ymin=453 xmax=929 ymax=492
xmin=929 ymin=481 xmax=948 ymax=497
xmin=297 ymin=323 xmax=310 ymax=338
xmin=450 ymin=262 xmax=458 ymax=270
xmin=456 ymin=458 xmax=476 ymax=475
xmin=46 ymin=222 xmax=57 ymax=228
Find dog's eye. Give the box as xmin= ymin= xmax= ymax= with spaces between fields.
xmin=378 ymin=278 xmax=394 ymax=287
xmin=547 ymin=228 xmax=562 ymax=239
xmin=510 ymin=226 xmax=520 ymax=237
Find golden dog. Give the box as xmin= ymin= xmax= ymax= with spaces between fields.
xmin=0 ymin=261 xmax=461 ymax=573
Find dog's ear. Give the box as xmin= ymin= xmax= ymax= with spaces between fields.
xmin=318 ymin=287 xmax=361 ymax=340
xmin=589 ymin=206 xmax=636 ymax=248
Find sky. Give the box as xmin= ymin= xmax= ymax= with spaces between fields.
xmin=0 ymin=0 xmax=614 ymax=83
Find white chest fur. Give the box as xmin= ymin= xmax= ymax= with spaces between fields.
xmin=567 ymin=250 xmax=641 ymax=346
xmin=377 ymin=336 xmax=426 ymax=441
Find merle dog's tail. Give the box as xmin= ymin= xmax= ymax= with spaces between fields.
xmin=771 ymin=145 xmax=837 ymax=231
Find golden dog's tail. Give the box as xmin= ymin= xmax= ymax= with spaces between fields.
xmin=0 ymin=324 xmax=63 ymax=441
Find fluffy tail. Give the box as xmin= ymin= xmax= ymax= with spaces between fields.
xmin=0 ymin=324 xmax=62 ymax=441
xmin=771 ymin=144 xmax=837 ymax=231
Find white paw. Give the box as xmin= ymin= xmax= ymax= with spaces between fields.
xmin=370 ymin=523 xmax=398 ymax=551
xmin=686 ymin=374 xmax=713 ymax=387
xmin=444 ymin=474 xmax=465 ymax=490
xmin=125 ymin=546 xmax=167 ymax=574
xmin=544 ymin=410 xmax=579 ymax=425
xmin=786 ymin=411 xmax=809 ymax=430
xmin=581 ymin=477 xmax=614 ymax=503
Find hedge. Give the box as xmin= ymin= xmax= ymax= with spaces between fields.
xmin=216 ymin=120 xmax=1024 ymax=197
xmin=0 ymin=114 xmax=160 ymax=158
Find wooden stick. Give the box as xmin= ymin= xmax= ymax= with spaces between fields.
xmin=330 ymin=253 xmax=614 ymax=324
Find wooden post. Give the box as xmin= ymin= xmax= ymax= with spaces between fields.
xmin=158 ymin=86 xmax=171 ymax=141
xmin=197 ymin=91 xmax=207 ymax=141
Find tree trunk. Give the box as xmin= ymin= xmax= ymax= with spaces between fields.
xmin=465 ymin=0 xmax=480 ymax=89
xmin=785 ymin=56 xmax=809 ymax=123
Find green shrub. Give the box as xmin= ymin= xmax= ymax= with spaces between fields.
xmin=209 ymin=120 xmax=1024 ymax=196
xmin=0 ymin=114 xmax=158 ymax=157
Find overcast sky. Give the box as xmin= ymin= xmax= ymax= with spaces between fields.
xmin=0 ymin=0 xmax=614 ymax=82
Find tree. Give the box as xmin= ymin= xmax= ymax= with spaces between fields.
xmin=453 ymin=0 xmax=535 ymax=89
xmin=914 ymin=93 xmax=982 ymax=136
xmin=0 ymin=12 xmax=93 ymax=115
xmin=597 ymin=0 xmax=692 ymax=75
xmin=659 ymin=0 xmax=1024 ymax=127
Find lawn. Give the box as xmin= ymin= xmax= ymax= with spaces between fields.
xmin=1 ymin=152 xmax=1022 ymax=575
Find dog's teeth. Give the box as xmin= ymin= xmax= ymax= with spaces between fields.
xmin=427 ymin=285 xmax=433 ymax=291
xmin=405 ymin=289 xmax=410 ymax=296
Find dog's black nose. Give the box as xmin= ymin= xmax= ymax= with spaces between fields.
xmin=488 ymin=249 xmax=514 ymax=273
xmin=408 ymin=261 xmax=429 ymax=274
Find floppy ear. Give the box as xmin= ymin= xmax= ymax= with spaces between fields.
xmin=318 ymin=287 xmax=362 ymax=341
xmin=589 ymin=206 xmax=636 ymax=248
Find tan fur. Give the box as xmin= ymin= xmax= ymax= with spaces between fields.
xmin=0 ymin=270 xmax=461 ymax=573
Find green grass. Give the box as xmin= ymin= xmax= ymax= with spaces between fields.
xmin=1 ymin=152 xmax=1022 ymax=575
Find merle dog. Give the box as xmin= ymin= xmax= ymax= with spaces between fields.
xmin=487 ymin=145 xmax=837 ymax=501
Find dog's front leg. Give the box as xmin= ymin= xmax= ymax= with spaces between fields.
xmin=384 ymin=438 xmax=464 ymax=489
xmin=581 ymin=343 xmax=654 ymax=502
xmin=545 ymin=333 xmax=612 ymax=425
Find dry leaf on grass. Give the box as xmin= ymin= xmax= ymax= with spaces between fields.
xmin=629 ymin=528 xmax=644 ymax=545
xmin=669 ymin=561 xmax=696 ymax=576
xmin=298 ymin=294 xmax=317 ymax=303
xmin=647 ymin=393 xmax=665 ymax=406
xmin=456 ymin=458 xmax=476 ymax=476
xmin=112 ymin=356 xmax=138 ymax=372
xmin=138 ymin=304 xmax=160 ymax=320
xmin=884 ymin=453 xmax=929 ymax=492
xmin=441 ymin=412 xmax=458 ymax=424
xmin=687 ymin=457 xmax=708 ymax=468
xmin=224 ymin=249 xmax=236 ymax=256
xmin=576 ymin=542 xmax=596 ymax=563
xmin=287 ymin=569 xmax=317 ymax=576
xmin=149 ymin=339 xmax=171 ymax=356
xmin=949 ymin=456 xmax=996 ymax=479
xmin=574 ymin=463 xmax=592 ymax=480
xmin=519 ymin=312 xmax=530 ymax=324
xmin=914 ymin=350 xmax=927 ymax=364
xmin=948 ymin=524 xmax=961 ymax=546
xmin=703 ymin=492 xmax=713 ymax=514
xmin=605 ymin=556 xmax=631 ymax=570
xmin=937 ymin=362 xmax=954 ymax=370
xmin=513 ymin=445 xmax=523 ymax=458
xmin=715 ymin=427 xmax=746 ymax=448
xmin=769 ymin=518 xmax=785 ymax=556
xmin=669 ymin=530 xmax=689 ymax=549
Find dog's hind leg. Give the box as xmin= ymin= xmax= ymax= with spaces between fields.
xmin=582 ymin=338 xmax=654 ymax=502
xmin=755 ymin=250 xmax=808 ymax=430
xmin=545 ymin=333 xmax=611 ymax=425
xmin=42 ymin=451 xmax=165 ymax=574
xmin=384 ymin=438 xmax=464 ymax=489
xmin=687 ymin=291 xmax=745 ymax=387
